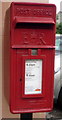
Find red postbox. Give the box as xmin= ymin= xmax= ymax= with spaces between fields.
xmin=10 ymin=2 xmax=56 ymax=113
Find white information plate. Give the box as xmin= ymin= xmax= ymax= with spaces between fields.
xmin=25 ymin=59 xmax=42 ymax=95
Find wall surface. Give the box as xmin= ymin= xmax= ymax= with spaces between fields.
xmin=0 ymin=2 xmax=2 ymax=120
xmin=0 ymin=0 xmax=49 ymax=119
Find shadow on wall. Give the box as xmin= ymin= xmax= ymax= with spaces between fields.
xmin=2 ymin=7 xmax=10 ymax=105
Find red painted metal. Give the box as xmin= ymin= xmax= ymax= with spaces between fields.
xmin=10 ymin=2 xmax=56 ymax=113
xmin=14 ymin=17 xmax=55 ymax=24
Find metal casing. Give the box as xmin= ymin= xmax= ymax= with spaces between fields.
xmin=10 ymin=2 xmax=56 ymax=113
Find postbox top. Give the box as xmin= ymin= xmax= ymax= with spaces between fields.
xmin=11 ymin=2 xmax=56 ymax=19
xmin=11 ymin=2 xmax=56 ymax=8
xmin=10 ymin=2 xmax=56 ymax=48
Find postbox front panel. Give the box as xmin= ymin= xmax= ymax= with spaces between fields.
xmin=14 ymin=24 xmax=54 ymax=46
xmin=10 ymin=2 xmax=56 ymax=113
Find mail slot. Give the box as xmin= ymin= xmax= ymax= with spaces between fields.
xmin=10 ymin=2 xmax=56 ymax=113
